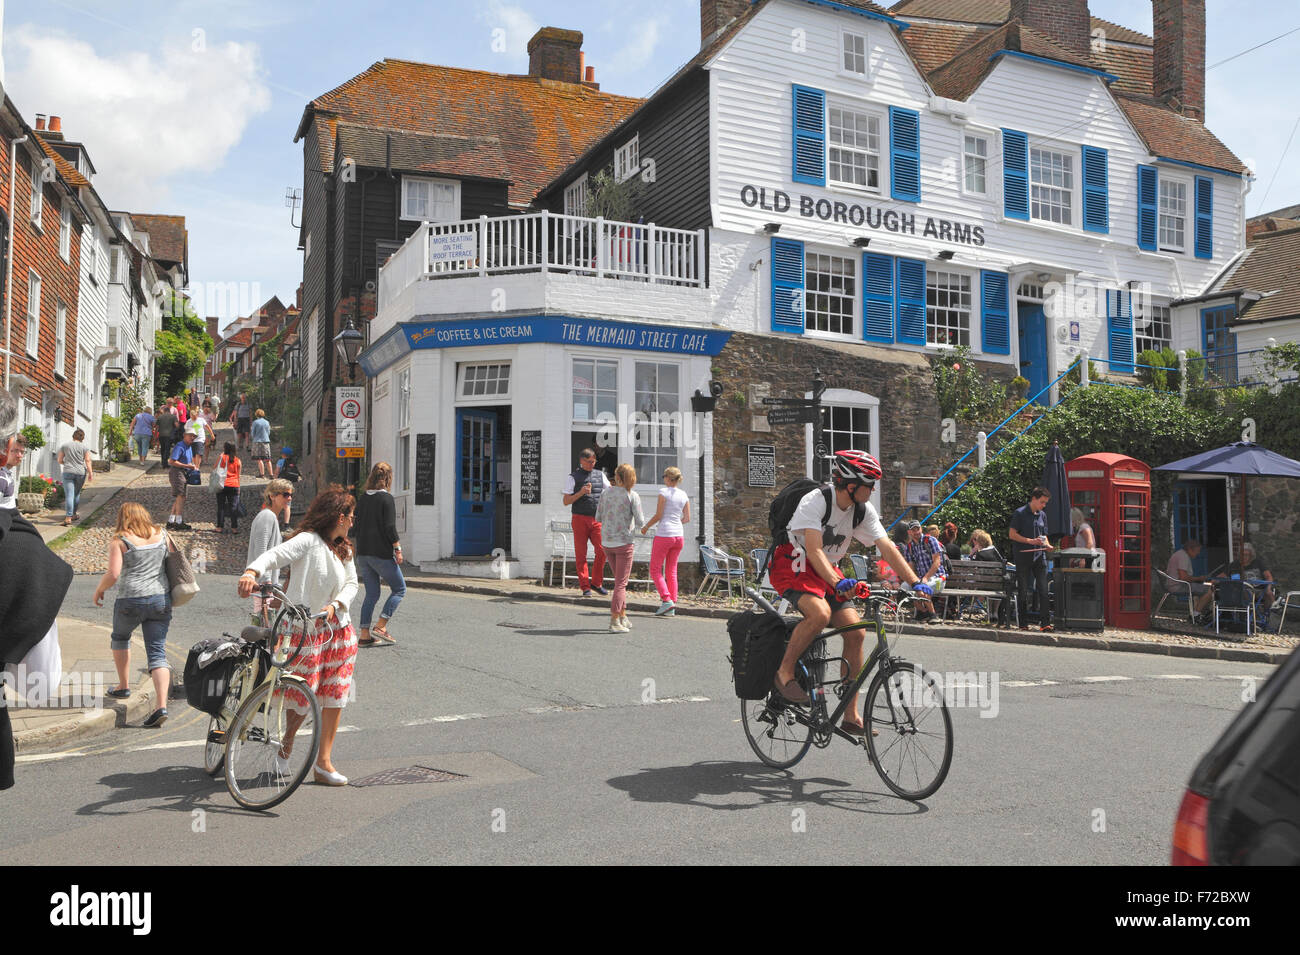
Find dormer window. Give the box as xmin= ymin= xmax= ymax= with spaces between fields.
xmin=841 ymin=30 xmax=867 ymax=76
xmin=614 ymin=135 xmax=639 ymax=183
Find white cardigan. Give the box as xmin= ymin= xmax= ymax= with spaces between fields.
xmin=246 ymin=531 xmax=358 ymax=627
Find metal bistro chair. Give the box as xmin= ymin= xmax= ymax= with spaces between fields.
xmin=698 ymin=544 xmax=746 ymax=600
xmin=1276 ymin=590 xmax=1300 ymax=633
xmin=1153 ymin=569 xmax=1198 ymax=625
xmin=547 ymin=520 xmax=574 ymax=588
xmin=1214 ymin=579 xmax=1258 ymax=638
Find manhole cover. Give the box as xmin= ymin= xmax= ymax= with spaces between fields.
xmin=497 ymin=622 xmax=541 ymax=630
xmin=350 ymin=766 xmax=468 ymax=787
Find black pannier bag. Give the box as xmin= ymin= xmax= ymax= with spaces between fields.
xmin=728 ymin=610 xmax=793 ymax=699
xmin=182 ymin=638 xmax=265 ymax=715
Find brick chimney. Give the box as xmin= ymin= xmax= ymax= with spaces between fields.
xmin=527 ymin=27 xmax=583 ymax=83
xmin=1153 ymin=0 xmax=1205 ymax=121
xmin=701 ymin=0 xmax=750 ymax=47
xmin=1009 ymin=0 xmax=1091 ymax=56
xmin=34 ymin=113 xmax=46 ymax=130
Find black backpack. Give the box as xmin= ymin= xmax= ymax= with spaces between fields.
xmin=281 ymin=458 xmax=301 ymax=483
xmin=760 ymin=480 xmax=864 ymax=578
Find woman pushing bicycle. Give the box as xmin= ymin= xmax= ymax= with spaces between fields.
xmin=767 ymin=451 xmax=932 ymax=733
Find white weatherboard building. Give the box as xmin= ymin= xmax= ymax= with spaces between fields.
xmin=362 ymin=0 xmax=1250 ymax=577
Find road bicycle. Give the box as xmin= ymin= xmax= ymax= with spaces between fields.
xmin=740 ymin=587 xmax=953 ymax=800
xmin=203 ymin=584 xmax=325 ymax=810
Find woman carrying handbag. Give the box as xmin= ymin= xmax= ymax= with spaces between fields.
xmin=92 ymin=502 xmax=185 ymax=728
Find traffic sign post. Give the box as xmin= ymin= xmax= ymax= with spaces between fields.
xmin=765 ymin=405 xmax=818 ymax=426
xmin=761 ymin=370 xmax=829 ymax=477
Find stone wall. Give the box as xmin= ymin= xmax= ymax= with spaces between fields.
xmin=709 ymin=332 xmax=950 ymax=557
xmin=1246 ymin=475 xmax=1300 ymax=596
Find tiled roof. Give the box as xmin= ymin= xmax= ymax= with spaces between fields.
xmin=929 ymin=20 xmax=1100 ymax=101
xmin=296 ymin=60 xmax=642 ymax=206
xmin=1217 ymin=227 xmax=1300 ymax=325
xmin=1092 ymin=44 xmax=1153 ymax=97
xmin=129 ymin=213 xmax=188 ymax=270
xmin=889 ymin=0 xmax=1151 ymax=44
xmin=335 ymin=124 xmax=509 ymax=182
xmin=33 ymin=134 xmax=89 ymax=188
xmin=1114 ymin=94 xmax=1248 ymax=175
xmin=897 ymin=21 xmax=987 ymax=72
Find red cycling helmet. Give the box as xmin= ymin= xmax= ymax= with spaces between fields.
xmin=831 ymin=449 xmax=883 ymax=487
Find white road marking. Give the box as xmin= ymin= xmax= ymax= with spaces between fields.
xmin=403 ymin=713 xmax=487 ymax=726
xmin=1150 ymin=674 xmax=1203 ymax=680
xmin=1218 ymin=674 xmax=1265 ymax=680
xmin=1001 ymin=680 xmax=1060 ymax=687
xmin=15 ymin=751 xmax=84 ymax=763
xmin=128 ymin=739 xmax=205 ymax=752
xmin=1079 ymin=676 xmax=1132 ymax=682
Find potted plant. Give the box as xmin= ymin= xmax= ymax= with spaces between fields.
xmin=17 ymin=474 xmax=55 ymax=514
xmin=1010 ymin=376 xmax=1030 ymax=402
xmin=100 ymin=413 xmax=128 ymax=467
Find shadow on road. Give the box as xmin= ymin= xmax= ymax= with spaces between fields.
xmin=606 ymin=760 xmax=927 ymax=815
xmin=75 ymin=764 xmax=280 ymax=818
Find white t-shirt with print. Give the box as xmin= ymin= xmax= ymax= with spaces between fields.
xmin=786 ymin=486 xmax=886 ymax=563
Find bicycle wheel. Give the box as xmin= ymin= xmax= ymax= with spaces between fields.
xmin=204 ymin=715 xmax=226 ymax=775
xmin=741 ymin=695 xmax=813 ymax=769
xmin=865 ymin=661 xmax=953 ymax=800
xmin=224 ymin=675 xmax=321 ymax=810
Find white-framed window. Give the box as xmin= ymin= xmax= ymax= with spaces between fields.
xmin=804 ymin=251 xmax=856 ymax=336
xmin=827 ymin=104 xmax=882 ymax=191
xmin=840 ymin=29 xmax=867 ymax=76
xmin=77 ymin=348 xmax=93 ymax=419
xmin=457 ymin=361 xmax=511 ymax=398
xmin=25 ymin=271 xmax=41 ymax=357
xmin=632 ymin=360 xmax=680 ymax=480
xmin=564 ymin=173 xmax=589 ymax=217
xmin=401 ymin=177 xmax=460 ymax=222
xmin=55 ymin=301 xmax=67 ymax=377
xmin=59 ymin=204 xmax=72 ymax=261
xmin=1030 ymin=146 xmax=1074 ymax=226
xmin=1135 ymin=301 xmax=1172 ymax=355
xmin=304 ymin=232 xmax=311 ymax=260
xmin=1017 ymin=280 xmax=1045 ymax=301
xmin=85 ymin=225 xmax=99 ymax=282
xmin=963 ymin=134 xmax=989 ymax=196
xmin=806 ymin=388 xmax=880 ymax=496
xmin=109 ymin=246 xmax=124 ymax=284
xmin=1159 ymin=178 xmax=1188 ymax=252
xmin=396 ymin=366 xmax=412 ymax=492
xmin=29 ymin=160 xmax=42 ymax=229
xmin=926 ymin=270 xmax=972 ymax=347
xmin=614 ymin=135 xmax=639 ymax=183
xmin=305 ymin=307 xmax=319 ymax=378
xmin=572 ymin=357 xmax=618 ymax=423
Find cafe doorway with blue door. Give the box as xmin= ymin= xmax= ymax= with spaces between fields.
xmin=1173 ymin=477 xmax=1232 ymax=576
xmin=1016 ymin=296 xmax=1050 ymax=405
xmin=454 ymin=405 xmax=512 ymax=557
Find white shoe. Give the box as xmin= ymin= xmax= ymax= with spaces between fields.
xmin=655 ymin=601 xmax=674 ymax=616
xmin=313 ymin=765 xmax=348 ymax=786
xmin=620 ymin=614 xmax=632 ymax=630
xmin=609 ymin=620 xmax=629 ymax=633
xmin=273 ymin=754 xmax=291 ymax=776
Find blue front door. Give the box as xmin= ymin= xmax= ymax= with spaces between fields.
xmin=455 ymin=409 xmax=496 ymax=556
xmin=1173 ymin=482 xmax=1209 ymax=576
xmin=1017 ymin=304 xmax=1049 ymax=404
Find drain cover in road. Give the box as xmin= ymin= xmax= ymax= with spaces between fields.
xmin=350 ymin=766 xmax=469 ymax=787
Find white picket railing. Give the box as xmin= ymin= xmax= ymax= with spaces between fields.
xmin=379 ymin=211 xmax=706 ymax=311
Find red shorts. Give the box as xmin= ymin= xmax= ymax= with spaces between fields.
xmin=768 ymin=543 xmax=835 ymax=604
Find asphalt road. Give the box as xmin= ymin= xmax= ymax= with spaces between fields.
xmin=2 ymin=576 xmax=1274 ymax=865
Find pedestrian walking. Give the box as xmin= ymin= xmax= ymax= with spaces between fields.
xmin=56 ymin=428 xmax=94 ymax=526
xmin=167 ymin=429 xmax=199 ymax=531
xmin=354 ymin=462 xmax=405 ymax=646
xmin=1009 ymin=486 xmax=1054 ymax=631
xmin=230 ymin=393 xmax=252 ymax=451
xmin=247 ymin=478 xmax=294 ymax=625
xmin=188 ymin=411 xmax=215 ymax=466
xmin=561 ymin=447 xmax=611 ymax=597
xmin=129 ymin=407 xmax=155 ymax=463
xmin=238 ymin=486 xmax=359 ymax=786
xmin=174 ymin=394 xmax=189 ymax=427
xmin=92 ymin=502 xmax=175 ymax=727
xmin=250 ymin=409 xmax=273 ymax=477
xmin=214 ymin=441 xmax=243 ymax=534
xmin=156 ymin=400 xmax=178 ymax=465
xmin=595 ymin=462 xmax=645 ymax=633
xmin=640 ymin=465 xmax=689 ymax=617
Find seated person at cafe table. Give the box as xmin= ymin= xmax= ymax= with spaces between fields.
xmin=1166 ymin=538 xmax=1214 ymax=623
xmin=1224 ymin=542 xmax=1275 ymax=614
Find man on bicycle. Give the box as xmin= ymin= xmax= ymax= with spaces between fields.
xmin=769 ymin=450 xmax=932 ymax=733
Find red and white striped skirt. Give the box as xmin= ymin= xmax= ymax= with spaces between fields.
xmin=287 ymin=621 xmax=358 ymax=710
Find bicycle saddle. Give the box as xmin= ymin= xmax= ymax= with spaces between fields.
xmin=240 ymin=626 xmax=274 ymax=645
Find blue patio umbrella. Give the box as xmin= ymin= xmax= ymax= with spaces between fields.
xmin=1040 ymin=440 xmax=1073 ymax=543
xmin=1155 ymin=442 xmax=1300 ymax=549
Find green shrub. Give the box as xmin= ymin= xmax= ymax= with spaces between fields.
xmin=100 ymin=414 xmax=128 ymax=456
xmin=930 ymin=346 xmax=1010 ymax=422
xmin=20 ymin=424 xmax=46 ymax=451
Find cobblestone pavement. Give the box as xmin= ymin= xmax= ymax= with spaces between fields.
xmin=57 ymin=429 xmax=279 ymax=577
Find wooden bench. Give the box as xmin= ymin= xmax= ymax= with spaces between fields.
xmin=936 ymin=561 xmax=1013 ymax=624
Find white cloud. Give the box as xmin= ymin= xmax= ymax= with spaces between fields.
xmin=607 ymin=18 xmax=664 ymax=75
xmin=5 ymin=25 xmax=271 ymax=209
xmin=476 ymin=0 xmax=540 ymax=63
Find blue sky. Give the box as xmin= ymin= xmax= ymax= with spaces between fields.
xmin=3 ymin=0 xmax=1297 ymax=334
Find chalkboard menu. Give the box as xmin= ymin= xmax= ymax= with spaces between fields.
xmin=520 ymin=430 xmax=542 ymax=505
xmin=415 ymin=434 xmax=436 ymax=505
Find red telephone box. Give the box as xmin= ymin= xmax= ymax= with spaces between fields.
xmin=1066 ymin=453 xmax=1151 ymax=629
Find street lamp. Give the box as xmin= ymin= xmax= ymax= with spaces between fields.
xmin=333 ymin=319 xmax=364 ymax=382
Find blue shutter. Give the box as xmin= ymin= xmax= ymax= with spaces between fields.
xmin=980 ymin=271 xmax=1010 ymax=355
xmin=1002 ymin=128 xmax=1029 ymax=220
xmin=1081 ymin=145 xmax=1109 ymax=234
xmin=1136 ymin=164 xmax=1158 ymax=251
xmin=895 ymin=258 xmax=926 ymax=346
xmin=771 ymin=237 xmax=805 ymax=334
xmin=1107 ymin=289 xmax=1134 ymax=373
xmin=792 ymin=85 xmax=826 ymax=187
xmin=1194 ymin=175 xmax=1213 ymax=259
xmin=863 ymin=252 xmax=894 ymax=344
xmin=889 ymin=107 xmax=921 ymax=203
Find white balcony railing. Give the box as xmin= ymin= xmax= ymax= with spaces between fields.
xmin=379 ymin=211 xmax=706 ymax=312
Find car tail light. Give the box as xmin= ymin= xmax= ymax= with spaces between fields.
xmin=1171 ymin=789 xmax=1210 ymax=865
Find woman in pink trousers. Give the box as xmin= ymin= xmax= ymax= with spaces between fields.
xmin=641 ymin=465 xmax=690 ymax=618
